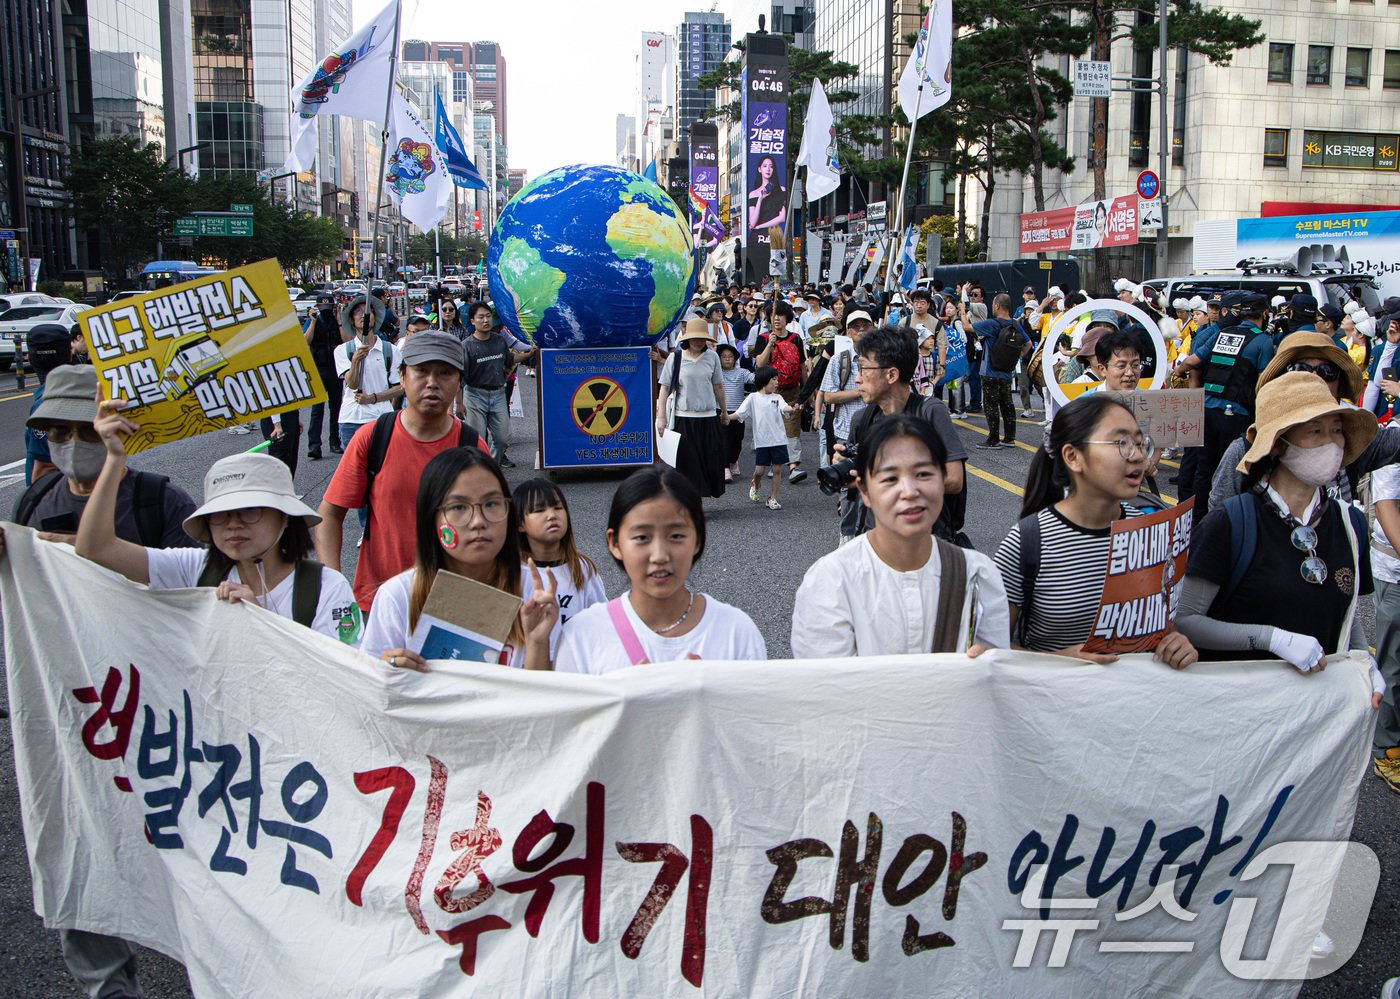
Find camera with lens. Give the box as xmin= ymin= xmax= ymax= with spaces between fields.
xmin=817 ymin=444 xmax=859 ymax=495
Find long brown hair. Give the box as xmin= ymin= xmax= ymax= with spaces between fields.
xmin=408 ymin=447 xmax=523 ymax=647
xmin=513 ymin=477 xmax=598 ymax=590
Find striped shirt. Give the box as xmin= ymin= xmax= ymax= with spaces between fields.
xmin=720 ymin=366 xmax=753 ymax=412
xmin=993 ymin=504 xmax=1145 ymax=652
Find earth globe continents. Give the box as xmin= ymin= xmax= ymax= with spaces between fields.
xmin=486 ymin=164 xmax=696 ymax=349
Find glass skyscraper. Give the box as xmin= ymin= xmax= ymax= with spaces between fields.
xmin=674 ymin=12 xmax=732 ymax=140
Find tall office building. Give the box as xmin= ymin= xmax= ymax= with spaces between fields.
xmin=0 ymin=0 xmax=69 ymax=283
xmin=616 ymin=114 xmax=638 ymax=171
xmin=675 ymin=11 xmax=731 ymax=139
xmin=637 ymin=31 xmax=674 ymax=174
xmin=400 ymin=40 xmax=474 ymax=104
xmin=191 ymin=0 xmax=265 ymax=176
xmin=469 ymin=42 xmax=508 ymax=149
xmin=728 ymin=1 xmax=814 ymax=47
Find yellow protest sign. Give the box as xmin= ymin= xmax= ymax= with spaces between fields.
xmin=77 ymin=259 xmax=327 ymax=454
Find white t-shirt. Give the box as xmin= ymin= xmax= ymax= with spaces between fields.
xmin=145 ymin=547 xmax=361 ymax=644
xmin=555 ymin=592 xmax=766 ymax=674
xmin=1372 ymin=464 xmax=1400 ymax=584
xmin=360 ymin=568 xmax=524 ymax=666
xmin=791 ymin=535 xmax=1009 ymax=657
xmin=732 ymin=391 xmax=793 ymax=449
xmin=334 ymin=336 xmax=402 ymax=425
xmin=519 ymin=560 xmax=607 ymax=655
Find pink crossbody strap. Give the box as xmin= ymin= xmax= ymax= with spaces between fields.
xmin=607 ymin=597 xmax=650 ymax=665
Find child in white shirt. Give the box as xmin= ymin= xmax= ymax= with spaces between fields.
xmin=731 ymin=365 xmax=794 ymax=510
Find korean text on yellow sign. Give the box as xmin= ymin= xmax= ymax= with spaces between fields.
xmin=78 ymin=259 xmax=326 ymax=454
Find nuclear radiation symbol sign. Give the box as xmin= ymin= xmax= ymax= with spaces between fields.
xmin=571 ymin=377 xmax=629 ymax=436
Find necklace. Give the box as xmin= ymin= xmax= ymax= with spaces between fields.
xmin=652 ymin=589 xmax=695 ymax=635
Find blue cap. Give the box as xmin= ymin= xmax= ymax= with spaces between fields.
xmin=1087 ymin=309 xmax=1120 ymax=329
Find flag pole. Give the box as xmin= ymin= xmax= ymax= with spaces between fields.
xmin=887 ymin=1 xmax=934 ymax=295
xmin=366 ymin=0 xmax=402 ymax=337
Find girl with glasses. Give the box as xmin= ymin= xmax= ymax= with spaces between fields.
xmin=1177 ymin=373 xmax=1384 ymax=702
xmin=361 ymin=447 xmax=558 ymax=669
xmin=73 ymin=398 xmax=361 ymax=643
xmin=992 ymin=394 xmax=1198 ymax=667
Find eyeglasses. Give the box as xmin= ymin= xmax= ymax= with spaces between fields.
xmin=209 ymin=508 xmax=267 ymax=527
xmin=439 ymin=498 xmax=510 ymax=525
xmin=1106 ymin=359 xmax=1145 ymax=374
xmin=1083 ymin=436 xmax=1157 ymax=461
xmin=857 ymin=363 xmax=889 ymax=375
xmin=1285 ymin=360 xmax=1342 ymax=382
xmin=1289 ymin=524 xmax=1328 ymax=585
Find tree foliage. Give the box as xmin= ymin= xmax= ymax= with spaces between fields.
xmin=187 ymin=174 xmax=347 ymax=277
xmin=405 ymin=231 xmax=487 ymax=269
xmin=66 ymin=137 xmax=192 ymax=279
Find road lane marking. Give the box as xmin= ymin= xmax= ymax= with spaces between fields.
xmin=966 ymin=464 xmax=1023 ymax=496
xmin=952 ymin=414 xmax=1181 ymax=468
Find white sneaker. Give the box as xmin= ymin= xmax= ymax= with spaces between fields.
xmin=1380 ymin=977 xmax=1400 ymax=999
xmin=227 ymin=424 xmax=253 ymax=435
xmin=749 ymin=484 xmax=760 ymax=502
xmin=765 ymin=497 xmax=782 ymax=510
xmin=1022 ymin=409 xmax=1035 ymax=418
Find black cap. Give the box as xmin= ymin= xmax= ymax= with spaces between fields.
xmin=1318 ymin=304 xmax=1344 ymax=323
xmin=27 ymin=323 xmax=72 ymax=373
xmin=1289 ymin=293 xmax=1319 ymax=313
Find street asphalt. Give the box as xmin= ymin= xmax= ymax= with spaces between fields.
xmin=0 ymin=376 xmax=1394 ymax=997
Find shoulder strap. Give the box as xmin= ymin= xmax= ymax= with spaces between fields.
xmin=292 ymin=559 xmax=323 ymax=628
xmin=1336 ymin=501 xmax=1366 ymax=651
xmin=837 ymin=350 xmax=852 ymax=390
xmin=1222 ymin=493 xmax=1258 ymax=604
xmin=930 ymin=539 xmax=968 ymax=653
xmin=382 ymin=341 xmax=393 ymax=378
xmin=360 ymin=412 xmax=399 ymax=544
xmin=607 ymin=597 xmax=650 ymax=665
xmin=456 ymin=420 xmax=480 ymax=449
xmin=129 ymin=470 xmax=170 ymax=548
xmin=1013 ymin=513 xmax=1042 ymax=646
xmin=13 ymin=470 xmax=64 ymax=526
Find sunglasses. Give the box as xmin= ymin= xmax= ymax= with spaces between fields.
xmin=1290 ymin=524 xmax=1328 ymax=585
xmin=1285 ymin=360 xmax=1341 ymax=382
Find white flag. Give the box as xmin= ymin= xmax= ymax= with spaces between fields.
xmin=897 ymin=0 xmax=953 ymax=123
xmin=284 ymin=0 xmax=400 ymax=171
xmin=795 ymin=78 xmax=841 ymax=202
xmin=384 ymin=91 xmax=452 ymax=232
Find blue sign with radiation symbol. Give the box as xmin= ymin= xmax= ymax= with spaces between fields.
xmin=538 ymin=347 xmax=655 ymax=469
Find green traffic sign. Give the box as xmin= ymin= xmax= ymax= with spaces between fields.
xmin=230 ymin=202 xmax=254 ymax=215
xmin=171 ymin=215 xmax=254 ymax=237
xmin=172 ymin=218 xmax=198 ymax=236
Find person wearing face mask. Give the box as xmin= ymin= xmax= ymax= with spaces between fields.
xmin=1176 ymin=374 xmax=1384 ymax=705
xmin=13 ymin=365 xmax=198 ymax=547
xmin=303 ymin=292 xmax=345 ymax=459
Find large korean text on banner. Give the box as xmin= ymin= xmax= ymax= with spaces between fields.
xmin=77 ymin=260 xmax=326 ymax=454
xmin=1 ymin=529 xmax=1373 ymax=998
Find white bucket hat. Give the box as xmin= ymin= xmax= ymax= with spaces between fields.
xmin=184 ymin=452 xmax=321 ymax=543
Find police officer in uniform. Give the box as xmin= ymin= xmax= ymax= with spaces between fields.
xmin=1184 ymin=290 xmax=1275 ymax=517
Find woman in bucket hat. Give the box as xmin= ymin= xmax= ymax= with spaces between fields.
xmin=656 ymin=317 xmax=728 ymax=498
xmin=1176 ymin=373 xmax=1384 ymax=702
xmin=72 ymin=395 xmax=361 ymax=643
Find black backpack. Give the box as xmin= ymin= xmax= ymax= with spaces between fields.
xmin=14 ymin=469 xmax=170 ymax=546
xmin=988 ymin=317 xmax=1030 ymax=372
xmin=360 ymin=412 xmax=481 ymax=544
xmin=197 ymin=557 xmax=322 ymax=629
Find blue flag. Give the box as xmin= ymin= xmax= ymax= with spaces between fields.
xmin=433 ymin=87 xmax=486 ymax=190
xmin=643 ymin=159 xmax=658 ymax=183
xmin=898 ymin=226 xmax=921 ymax=292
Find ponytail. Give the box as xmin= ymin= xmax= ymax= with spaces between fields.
xmin=1019 ymin=394 xmax=1136 ymax=519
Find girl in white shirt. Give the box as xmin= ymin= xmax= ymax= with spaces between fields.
xmin=555 ymin=467 xmax=766 ymax=673
xmin=73 ymin=400 xmax=360 ymax=643
xmin=732 ymin=365 xmax=795 ymax=510
xmin=514 ymin=477 xmax=606 ymax=656
xmin=792 ymin=414 xmax=1010 ymax=657
xmin=361 ymin=447 xmax=558 ymax=669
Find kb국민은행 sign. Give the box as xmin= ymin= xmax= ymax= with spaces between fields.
xmin=1082 ymin=500 xmax=1194 ymax=655
xmin=77 ymin=259 xmax=326 ymax=454
xmin=0 ymin=528 xmax=1378 ymax=998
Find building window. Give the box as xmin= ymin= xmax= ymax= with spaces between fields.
xmin=1268 ymin=43 xmax=1293 ymax=83
xmin=1346 ymin=48 xmax=1370 ymax=86
xmin=1264 ymin=129 xmax=1288 ymax=168
xmin=1385 ymin=51 xmax=1400 ymax=89
xmin=1306 ymin=45 xmax=1332 ymax=85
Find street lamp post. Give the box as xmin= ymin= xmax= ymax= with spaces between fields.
xmin=169 ymin=142 xmax=210 ymax=174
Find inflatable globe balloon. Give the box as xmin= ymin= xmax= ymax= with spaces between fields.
xmin=486 ymin=164 xmax=696 ymax=349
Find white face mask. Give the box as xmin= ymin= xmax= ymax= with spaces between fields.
xmin=1277 ymin=440 xmax=1344 ymax=487
xmin=50 ymin=439 xmax=107 ymax=483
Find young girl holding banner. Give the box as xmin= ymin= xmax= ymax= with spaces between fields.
xmin=992 ymin=394 xmax=1198 ymax=668
xmin=554 ymin=467 xmax=765 ymax=673
xmin=360 ymin=447 xmax=558 ymax=670
xmin=73 ymin=396 xmax=360 ymax=643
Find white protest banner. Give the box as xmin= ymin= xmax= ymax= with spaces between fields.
xmin=1 ymin=529 xmax=1375 ymax=997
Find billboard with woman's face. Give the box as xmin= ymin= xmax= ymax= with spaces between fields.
xmin=742 ymin=45 xmax=788 ymax=286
